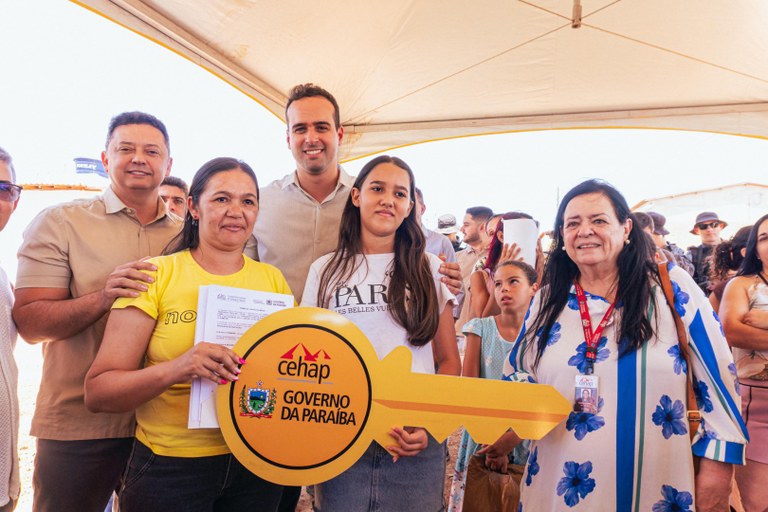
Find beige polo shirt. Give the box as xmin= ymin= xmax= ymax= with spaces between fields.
xmin=253 ymin=168 xmax=354 ymax=301
xmin=15 ymin=187 xmax=181 ymax=440
xmin=455 ymin=245 xmax=485 ymax=336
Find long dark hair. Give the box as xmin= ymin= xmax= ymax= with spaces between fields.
xmin=316 ymin=155 xmax=439 ymax=346
xmin=737 ymin=214 xmax=768 ymax=277
xmin=484 ymin=211 xmax=537 ymax=274
xmin=164 ymin=157 xmax=258 ymax=254
xmin=529 ymin=179 xmax=656 ymax=366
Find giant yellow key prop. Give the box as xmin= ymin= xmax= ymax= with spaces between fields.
xmin=217 ymin=307 xmax=570 ymax=485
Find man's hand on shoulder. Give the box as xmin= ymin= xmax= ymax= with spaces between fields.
xmin=99 ymin=258 xmax=158 ymax=309
xmin=13 ymin=258 xmax=159 ymax=343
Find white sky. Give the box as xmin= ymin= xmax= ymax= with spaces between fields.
xmin=2 ymin=0 xmax=768 ymax=277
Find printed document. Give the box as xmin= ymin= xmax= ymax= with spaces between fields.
xmin=188 ymin=285 xmax=293 ymax=428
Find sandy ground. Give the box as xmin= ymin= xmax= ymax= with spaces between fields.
xmin=12 ymin=340 xmax=463 ymax=512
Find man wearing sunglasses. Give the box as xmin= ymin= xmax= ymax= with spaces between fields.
xmin=686 ymin=211 xmax=727 ymax=295
xmin=0 ymin=147 xmax=21 ymax=512
xmin=12 ymin=113 xmax=181 ymax=512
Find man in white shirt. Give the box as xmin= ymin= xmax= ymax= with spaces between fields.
xmin=0 ymin=147 xmax=21 ymax=512
xmin=414 ymin=187 xmax=462 ymax=316
xmin=414 ymin=187 xmax=457 ymax=263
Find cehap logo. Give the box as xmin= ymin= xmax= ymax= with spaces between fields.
xmin=277 ymin=343 xmax=332 ymax=384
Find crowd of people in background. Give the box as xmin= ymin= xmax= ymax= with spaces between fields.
xmin=0 ymin=82 xmax=764 ymax=511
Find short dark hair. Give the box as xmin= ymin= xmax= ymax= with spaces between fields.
xmin=414 ymin=187 xmax=424 ymax=203
xmin=106 ymin=112 xmax=170 ymax=151
xmin=465 ymin=206 xmax=494 ymax=224
xmin=161 ymin=176 xmax=189 ymax=196
xmin=0 ymin=146 xmax=16 ymax=182
xmin=285 ymin=83 xmax=341 ymax=129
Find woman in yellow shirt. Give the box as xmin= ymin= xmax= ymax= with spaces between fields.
xmin=85 ymin=157 xmax=292 ymax=512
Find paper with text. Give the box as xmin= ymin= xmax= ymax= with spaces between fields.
xmin=188 ymin=285 xmax=293 ymax=428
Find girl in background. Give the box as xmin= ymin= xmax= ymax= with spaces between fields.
xmin=302 ymin=155 xmax=460 ymax=511
xmin=449 ymin=260 xmax=537 ymax=511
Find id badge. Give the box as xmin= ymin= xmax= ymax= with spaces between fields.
xmin=574 ymin=374 xmax=599 ymax=413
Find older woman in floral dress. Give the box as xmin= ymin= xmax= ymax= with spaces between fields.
xmin=496 ymin=179 xmax=747 ymax=511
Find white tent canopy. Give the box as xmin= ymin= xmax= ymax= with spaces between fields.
xmin=72 ymin=0 xmax=768 ymax=161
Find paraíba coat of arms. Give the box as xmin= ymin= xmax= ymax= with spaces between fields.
xmin=239 ymin=380 xmax=276 ymax=418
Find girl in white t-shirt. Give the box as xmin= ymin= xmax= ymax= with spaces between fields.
xmin=302 ymin=155 xmax=460 ymax=511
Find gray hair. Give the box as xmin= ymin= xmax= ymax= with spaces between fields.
xmin=0 ymin=146 xmax=16 ymax=182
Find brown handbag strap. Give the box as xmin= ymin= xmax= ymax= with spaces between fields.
xmin=657 ymin=262 xmax=701 ymax=442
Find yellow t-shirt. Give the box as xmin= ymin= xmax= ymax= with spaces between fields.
xmin=113 ymin=249 xmax=292 ymax=457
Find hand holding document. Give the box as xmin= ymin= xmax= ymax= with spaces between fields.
xmin=502 ymin=218 xmax=539 ymax=265
xmin=188 ymin=285 xmax=293 ymax=428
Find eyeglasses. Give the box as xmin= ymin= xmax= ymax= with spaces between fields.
xmin=697 ymin=221 xmax=721 ymax=230
xmin=0 ymin=182 xmax=21 ymax=203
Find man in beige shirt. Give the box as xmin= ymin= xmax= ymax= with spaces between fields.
xmin=254 ymin=84 xmax=463 ymax=302
xmin=13 ymin=112 xmax=181 ymax=512
xmin=455 ymin=206 xmax=494 ymax=338
xmin=252 ymin=84 xmax=352 ymax=302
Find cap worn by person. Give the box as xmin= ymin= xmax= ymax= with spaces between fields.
xmin=647 ymin=211 xmax=670 ymax=236
xmin=690 ymin=211 xmax=727 ymax=235
xmin=436 ymin=214 xmax=459 ymax=235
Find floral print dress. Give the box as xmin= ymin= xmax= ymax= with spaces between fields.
xmin=503 ymin=264 xmax=747 ymax=511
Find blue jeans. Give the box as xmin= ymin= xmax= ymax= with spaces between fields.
xmin=119 ymin=440 xmax=283 ymax=512
xmin=313 ymin=437 xmax=446 ymax=512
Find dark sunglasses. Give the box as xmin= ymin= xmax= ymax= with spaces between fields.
xmin=0 ymin=181 xmax=21 ymax=202
xmin=697 ymin=221 xmax=721 ymax=230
